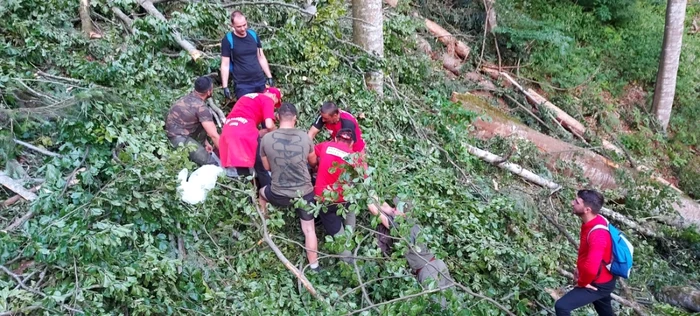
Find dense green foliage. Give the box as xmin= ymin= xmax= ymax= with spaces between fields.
xmin=0 ymin=0 xmax=698 ymax=315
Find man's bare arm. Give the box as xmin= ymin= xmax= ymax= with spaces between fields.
xmin=308 ymin=126 xmax=320 ymax=141
xmin=201 ymin=121 xmax=220 ymax=148
xmin=220 ymin=57 xmax=231 ymax=88
xmin=257 ymin=49 xmax=272 ymax=79
xmin=307 ymin=152 xmax=318 ymax=167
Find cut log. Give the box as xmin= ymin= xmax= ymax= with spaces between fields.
xmin=0 ymin=173 xmax=38 ymax=201
xmin=475 ymin=70 xmax=700 ymax=224
xmin=452 ymin=92 xmax=619 ymax=190
xmin=423 ymin=18 xmax=470 ymax=60
xmin=655 ymin=286 xmax=700 ymax=312
xmin=465 ymin=145 xmax=560 ymax=191
xmin=138 ymin=0 xmax=204 ymax=60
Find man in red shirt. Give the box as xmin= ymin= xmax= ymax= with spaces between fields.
xmin=308 ymin=101 xmax=366 ymax=153
xmin=555 ymin=189 xmax=616 ymax=316
xmin=313 ymin=128 xmax=358 ymax=236
xmin=219 ymin=87 xmax=281 ymax=188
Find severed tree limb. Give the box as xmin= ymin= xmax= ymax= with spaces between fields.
xmin=0 ymin=265 xmax=85 ymax=314
xmin=13 ymin=139 xmax=62 ymax=158
xmin=465 ymin=144 xmax=561 ymax=191
xmin=0 ymin=173 xmax=38 ymax=201
xmin=556 ymin=267 xmax=649 ymax=316
xmin=463 ymin=144 xmax=658 ymax=238
xmin=2 ymin=185 xmax=41 ymax=208
xmin=348 ymin=286 xmax=453 ymax=315
xmin=251 ymin=199 xmax=321 ymax=300
xmin=206 ymin=98 xmax=226 ymax=128
xmin=137 ymin=0 xmax=204 ymax=60
xmin=111 ymin=7 xmax=134 ymax=32
xmin=352 ymin=235 xmax=377 ymax=312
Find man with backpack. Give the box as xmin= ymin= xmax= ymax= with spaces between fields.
xmin=555 ymin=189 xmax=633 ymax=316
xmin=220 ymin=10 xmax=274 ymax=100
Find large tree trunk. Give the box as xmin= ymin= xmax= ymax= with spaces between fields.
xmin=79 ymin=0 xmax=101 ymax=39
xmin=138 ymin=0 xmax=204 ymax=60
xmin=652 ymin=0 xmax=686 ymax=132
xmin=352 ymin=0 xmax=384 ymax=95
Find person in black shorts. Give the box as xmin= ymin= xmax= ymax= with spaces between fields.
xmin=259 ymin=102 xmax=321 ymax=270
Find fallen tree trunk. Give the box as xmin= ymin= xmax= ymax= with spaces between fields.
xmin=655 ymin=286 xmax=700 ymax=312
xmin=79 ymin=0 xmax=102 ymax=39
xmin=453 ymin=92 xmax=619 ymax=190
xmin=460 ymin=77 xmax=700 ymax=229
xmin=453 ymin=93 xmax=663 ymax=237
xmin=137 ymin=0 xmax=203 ymax=60
xmin=423 ymin=18 xmax=470 ymax=60
xmin=111 ymin=7 xmax=134 ymax=32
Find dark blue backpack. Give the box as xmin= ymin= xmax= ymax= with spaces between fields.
xmin=588 ymin=217 xmax=634 ymax=279
xmin=226 ymin=29 xmax=259 ymax=73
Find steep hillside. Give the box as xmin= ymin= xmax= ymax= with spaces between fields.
xmin=0 ymin=0 xmax=698 ymax=315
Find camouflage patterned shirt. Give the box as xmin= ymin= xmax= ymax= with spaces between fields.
xmin=165 ymin=92 xmax=213 ymax=140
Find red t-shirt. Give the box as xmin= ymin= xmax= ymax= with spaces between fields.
xmin=314 ymin=141 xmax=355 ymax=202
xmin=219 ymin=93 xmax=275 ymax=168
xmin=312 ymin=110 xmax=366 ymax=153
xmin=577 ymin=215 xmax=614 ymax=287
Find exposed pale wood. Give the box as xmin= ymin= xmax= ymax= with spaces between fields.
xmin=137 ymin=0 xmax=203 ymax=60
xmin=423 ymin=18 xmax=470 ymax=59
xmin=0 ymin=173 xmax=38 ymax=201
xmin=13 ymin=139 xmax=62 ymax=158
xmin=2 ymin=185 xmax=41 ymax=208
xmin=465 ymin=144 xmax=561 ymax=190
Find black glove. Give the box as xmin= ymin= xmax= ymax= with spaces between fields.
xmin=265 ymin=77 xmax=275 ymax=87
xmin=223 ymin=87 xmax=231 ymax=99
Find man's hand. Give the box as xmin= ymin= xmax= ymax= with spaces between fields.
xmin=223 ymin=87 xmax=231 ymax=99
xmin=584 ymin=284 xmax=598 ymax=291
xmin=205 ymin=142 xmax=213 ymax=153
xmin=265 ymin=77 xmax=275 ymax=87
xmin=572 ymin=269 xmax=579 ymax=285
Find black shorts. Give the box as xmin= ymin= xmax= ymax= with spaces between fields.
xmin=262 ymin=186 xmax=315 ymax=221
xmin=321 ymin=202 xmax=347 ymax=236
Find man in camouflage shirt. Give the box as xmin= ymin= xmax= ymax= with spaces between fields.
xmin=165 ymin=76 xmax=221 ymax=166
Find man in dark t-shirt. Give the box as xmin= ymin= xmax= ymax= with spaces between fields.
xmin=220 ymin=10 xmax=274 ymax=99
xmin=308 ymin=101 xmax=366 ymax=153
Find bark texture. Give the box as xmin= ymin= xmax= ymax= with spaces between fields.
xmin=138 ymin=0 xmax=204 ymax=60
xmin=352 ymin=0 xmax=384 ymax=94
xmin=652 ymin=0 xmax=686 ymax=131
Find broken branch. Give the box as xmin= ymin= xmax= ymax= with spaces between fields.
xmin=137 ymin=0 xmax=204 ymax=60
xmin=13 ymin=139 xmax=62 ymax=158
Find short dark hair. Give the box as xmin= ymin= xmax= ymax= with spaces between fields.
xmin=231 ymin=10 xmax=245 ymax=21
xmin=277 ymin=102 xmax=297 ymax=120
xmin=194 ymin=76 xmax=213 ymax=93
xmin=577 ymin=189 xmax=604 ymax=214
xmin=336 ymin=128 xmax=354 ymax=143
xmin=320 ymin=101 xmax=339 ymax=115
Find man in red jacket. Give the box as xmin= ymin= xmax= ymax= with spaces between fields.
xmin=219 ymin=87 xmax=281 ymax=188
xmin=313 ymin=128 xmax=358 ymax=236
xmin=555 ymin=189 xmax=616 ymax=316
xmin=308 ymin=101 xmax=366 ymax=153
